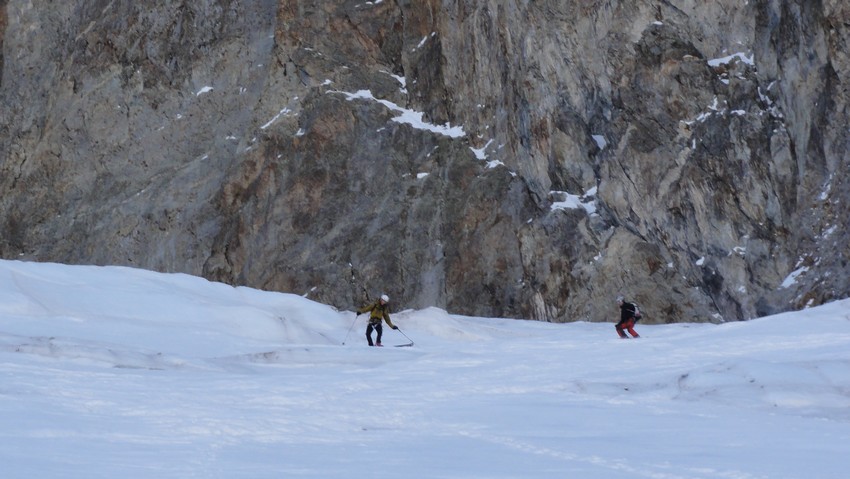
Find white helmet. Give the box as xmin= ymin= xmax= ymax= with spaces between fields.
xmin=380 ymin=294 xmax=390 ymax=302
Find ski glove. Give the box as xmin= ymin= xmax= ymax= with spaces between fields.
xmin=392 ymin=326 xmax=399 ymax=330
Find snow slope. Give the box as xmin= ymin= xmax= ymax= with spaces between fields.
xmin=1 ymin=259 xmax=849 ymax=478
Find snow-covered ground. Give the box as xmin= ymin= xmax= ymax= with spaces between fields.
xmin=1 ymin=259 xmax=848 ymax=478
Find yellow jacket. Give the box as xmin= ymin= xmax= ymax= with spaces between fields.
xmin=358 ymin=300 xmax=395 ymax=328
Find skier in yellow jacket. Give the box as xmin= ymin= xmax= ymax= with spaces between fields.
xmin=357 ymin=294 xmax=397 ymax=346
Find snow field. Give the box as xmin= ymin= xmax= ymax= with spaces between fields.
xmin=1 ymin=259 xmax=849 ymax=478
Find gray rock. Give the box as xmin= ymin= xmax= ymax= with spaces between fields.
xmin=1 ymin=0 xmax=848 ymax=324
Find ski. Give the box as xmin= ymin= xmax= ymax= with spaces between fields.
xmin=394 ymin=342 xmax=414 ymax=348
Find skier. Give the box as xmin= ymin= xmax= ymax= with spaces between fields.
xmin=357 ymin=294 xmax=397 ymax=346
xmin=615 ymin=295 xmax=641 ymax=339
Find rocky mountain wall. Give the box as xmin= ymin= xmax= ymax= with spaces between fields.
xmin=1 ymin=0 xmax=848 ymax=323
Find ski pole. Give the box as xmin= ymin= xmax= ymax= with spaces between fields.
xmin=395 ymin=327 xmax=414 ymax=345
xmin=342 ymin=313 xmax=360 ymax=345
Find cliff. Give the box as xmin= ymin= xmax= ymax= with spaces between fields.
xmin=1 ymin=0 xmax=848 ymax=322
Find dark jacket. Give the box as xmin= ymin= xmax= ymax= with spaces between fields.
xmin=619 ymin=301 xmax=638 ymax=324
xmin=358 ymin=300 xmax=395 ymax=328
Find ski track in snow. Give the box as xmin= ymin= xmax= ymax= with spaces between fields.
xmin=457 ymin=430 xmax=762 ymax=479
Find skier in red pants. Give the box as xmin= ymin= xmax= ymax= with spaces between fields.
xmin=615 ymin=295 xmax=641 ymax=338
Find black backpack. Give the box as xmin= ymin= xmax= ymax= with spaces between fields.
xmin=630 ymin=302 xmax=643 ymax=322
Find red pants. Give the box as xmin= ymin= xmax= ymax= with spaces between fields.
xmin=616 ymin=319 xmax=639 ymax=338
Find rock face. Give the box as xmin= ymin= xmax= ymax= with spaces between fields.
xmin=1 ymin=0 xmax=848 ymax=323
